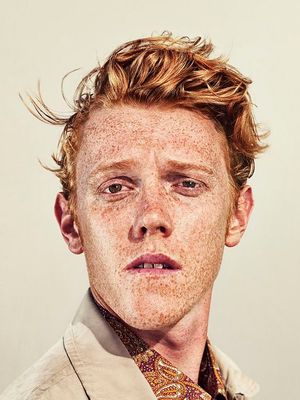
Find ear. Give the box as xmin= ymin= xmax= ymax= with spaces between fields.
xmin=54 ymin=192 xmax=83 ymax=254
xmin=225 ymin=185 xmax=254 ymax=248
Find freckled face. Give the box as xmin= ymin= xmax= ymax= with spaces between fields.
xmin=75 ymin=104 xmax=232 ymax=329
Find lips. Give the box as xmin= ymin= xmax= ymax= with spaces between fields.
xmin=125 ymin=253 xmax=181 ymax=271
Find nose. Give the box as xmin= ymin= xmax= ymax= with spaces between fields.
xmin=130 ymin=191 xmax=173 ymax=241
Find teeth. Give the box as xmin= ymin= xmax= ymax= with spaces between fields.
xmin=135 ymin=264 xmax=144 ymax=269
xmin=134 ymin=263 xmax=167 ymax=269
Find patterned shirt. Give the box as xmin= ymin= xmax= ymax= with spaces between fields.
xmin=97 ymin=305 xmax=227 ymax=400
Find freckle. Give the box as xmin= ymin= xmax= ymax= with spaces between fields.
xmin=77 ymin=104 xmax=230 ymax=331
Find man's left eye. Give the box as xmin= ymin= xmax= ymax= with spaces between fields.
xmin=181 ymin=180 xmax=198 ymax=188
xmin=175 ymin=180 xmax=207 ymax=195
xmin=178 ymin=180 xmax=204 ymax=189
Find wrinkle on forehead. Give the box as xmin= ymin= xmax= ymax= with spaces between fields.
xmin=74 ymin=105 xmax=234 ymax=210
xmin=77 ymin=104 xmax=229 ymax=176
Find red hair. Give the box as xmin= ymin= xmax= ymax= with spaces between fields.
xmin=26 ymin=33 xmax=268 ymax=214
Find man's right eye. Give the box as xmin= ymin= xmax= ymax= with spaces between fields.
xmin=105 ymin=183 xmax=123 ymax=193
xmin=101 ymin=182 xmax=132 ymax=195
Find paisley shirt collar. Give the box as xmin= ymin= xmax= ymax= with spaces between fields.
xmin=97 ymin=304 xmax=227 ymax=400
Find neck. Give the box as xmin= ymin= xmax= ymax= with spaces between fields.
xmin=132 ymin=289 xmax=212 ymax=383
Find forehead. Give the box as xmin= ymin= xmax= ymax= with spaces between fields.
xmin=76 ymin=104 xmax=228 ymax=175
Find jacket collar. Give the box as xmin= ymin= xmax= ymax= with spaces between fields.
xmin=211 ymin=346 xmax=259 ymax=399
xmin=63 ymin=290 xmax=259 ymax=400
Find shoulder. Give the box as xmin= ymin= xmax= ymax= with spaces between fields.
xmin=0 ymin=338 xmax=86 ymax=400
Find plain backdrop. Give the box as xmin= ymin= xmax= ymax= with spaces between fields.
xmin=0 ymin=1 xmax=299 ymax=398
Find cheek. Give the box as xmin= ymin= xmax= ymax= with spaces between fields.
xmin=176 ymin=196 xmax=230 ymax=243
xmin=77 ymin=202 xmax=131 ymax=257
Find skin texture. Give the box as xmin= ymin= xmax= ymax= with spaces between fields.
xmin=55 ymin=104 xmax=253 ymax=382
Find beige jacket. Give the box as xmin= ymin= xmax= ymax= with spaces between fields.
xmin=1 ymin=291 xmax=259 ymax=400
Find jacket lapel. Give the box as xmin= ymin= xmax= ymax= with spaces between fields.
xmin=64 ymin=290 xmax=259 ymax=400
xmin=63 ymin=290 xmax=156 ymax=400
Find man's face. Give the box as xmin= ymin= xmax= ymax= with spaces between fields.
xmin=74 ymin=104 xmax=232 ymax=329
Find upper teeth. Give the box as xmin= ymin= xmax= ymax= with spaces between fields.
xmin=135 ymin=263 xmax=169 ymax=269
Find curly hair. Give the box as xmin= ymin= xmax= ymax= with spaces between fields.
xmin=25 ymin=32 xmax=268 ymax=215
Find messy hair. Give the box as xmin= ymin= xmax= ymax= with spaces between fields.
xmin=25 ymin=32 xmax=268 ymax=215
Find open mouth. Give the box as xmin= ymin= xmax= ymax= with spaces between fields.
xmin=134 ymin=263 xmax=173 ymax=270
xmin=125 ymin=254 xmax=181 ymax=272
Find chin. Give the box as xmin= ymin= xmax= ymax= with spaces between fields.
xmin=117 ymin=299 xmax=190 ymax=331
xmin=125 ymin=314 xmax=181 ymax=331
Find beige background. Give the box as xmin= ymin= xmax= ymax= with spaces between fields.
xmin=0 ymin=0 xmax=299 ymax=398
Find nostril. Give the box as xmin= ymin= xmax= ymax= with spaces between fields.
xmin=141 ymin=225 xmax=166 ymax=234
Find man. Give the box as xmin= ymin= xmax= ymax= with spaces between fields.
xmin=1 ymin=33 xmax=267 ymax=400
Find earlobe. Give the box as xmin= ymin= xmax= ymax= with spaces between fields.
xmin=225 ymin=185 xmax=254 ymax=248
xmin=54 ymin=192 xmax=83 ymax=254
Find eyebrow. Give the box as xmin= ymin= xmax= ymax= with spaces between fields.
xmin=88 ymin=158 xmax=215 ymax=182
xmin=89 ymin=160 xmax=138 ymax=182
xmin=163 ymin=160 xmax=214 ymax=176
